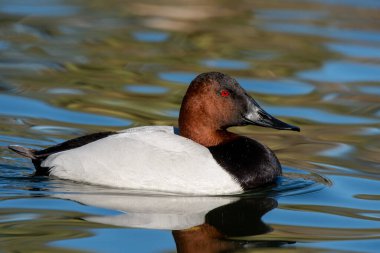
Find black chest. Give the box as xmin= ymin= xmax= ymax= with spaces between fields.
xmin=208 ymin=137 xmax=282 ymax=190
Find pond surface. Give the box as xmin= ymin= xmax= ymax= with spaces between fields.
xmin=0 ymin=0 xmax=380 ymax=252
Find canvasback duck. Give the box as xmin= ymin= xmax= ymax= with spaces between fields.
xmin=9 ymin=72 xmax=299 ymax=195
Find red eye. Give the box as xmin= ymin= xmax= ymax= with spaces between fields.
xmin=221 ymin=90 xmax=229 ymax=97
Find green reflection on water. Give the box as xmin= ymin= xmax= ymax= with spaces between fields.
xmin=0 ymin=207 xmax=101 ymax=253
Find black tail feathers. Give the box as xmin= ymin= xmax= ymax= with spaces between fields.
xmin=8 ymin=145 xmax=37 ymax=159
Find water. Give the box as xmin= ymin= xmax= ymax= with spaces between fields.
xmin=0 ymin=0 xmax=379 ymax=252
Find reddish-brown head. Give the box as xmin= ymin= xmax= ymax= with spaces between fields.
xmin=179 ymin=72 xmax=299 ymax=147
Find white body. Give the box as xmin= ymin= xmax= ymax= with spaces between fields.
xmin=43 ymin=126 xmax=242 ymax=195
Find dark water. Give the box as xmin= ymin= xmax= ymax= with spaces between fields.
xmin=0 ymin=0 xmax=380 ymax=252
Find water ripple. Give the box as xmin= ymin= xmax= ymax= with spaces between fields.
xmin=0 ymin=41 xmax=10 ymax=50
xmin=0 ymin=94 xmax=130 ymax=126
xmin=357 ymin=86 xmax=380 ymax=96
xmin=266 ymin=105 xmax=378 ymax=124
xmin=159 ymin=71 xmax=196 ymax=84
xmin=326 ymin=43 xmax=380 ymax=59
xmin=256 ymin=9 xmax=327 ymax=21
xmin=358 ymin=127 xmax=380 ymax=136
xmin=202 ymin=59 xmax=250 ymax=70
xmin=318 ymin=143 xmax=355 ymax=157
xmin=124 ymin=85 xmax=168 ymax=94
xmin=0 ymin=61 xmax=64 ymax=72
xmin=30 ymin=125 xmax=85 ymax=135
xmin=132 ymin=31 xmax=169 ymax=43
xmin=310 ymin=0 xmax=380 ymax=8
xmin=298 ymin=61 xmax=380 ymax=83
xmin=47 ymin=88 xmax=84 ymax=95
xmin=238 ymin=78 xmax=314 ymax=96
xmin=262 ymin=23 xmax=380 ymax=43
xmin=0 ymin=0 xmax=79 ymax=17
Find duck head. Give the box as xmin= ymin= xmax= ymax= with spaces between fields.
xmin=179 ymin=72 xmax=299 ymax=146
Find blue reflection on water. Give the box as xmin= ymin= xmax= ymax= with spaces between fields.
xmin=318 ymin=143 xmax=354 ymax=157
xmin=159 ymin=72 xmax=196 ymax=84
xmin=326 ymin=43 xmax=380 ymax=58
xmin=0 ymin=61 xmax=63 ymax=72
xmin=358 ymin=127 xmax=380 ymax=136
xmin=47 ymin=88 xmax=84 ymax=95
xmin=281 ymin=174 xmax=380 ymax=210
xmin=202 ymin=59 xmax=250 ymax=70
xmin=0 ymin=41 xmax=10 ymax=50
xmin=358 ymin=86 xmax=380 ymax=95
xmin=0 ymin=213 xmax=40 ymax=223
xmin=124 ymin=85 xmax=168 ymax=94
xmin=0 ymin=198 xmax=120 ymax=216
xmin=52 ymin=228 xmax=175 ymax=253
xmin=30 ymin=125 xmax=85 ymax=135
xmin=298 ymin=61 xmax=380 ymax=83
xmin=264 ymin=205 xmax=380 ymax=228
xmin=0 ymin=94 xmax=130 ymax=126
xmin=238 ymin=78 xmax=314 ymax=96
xmin=132 ymin=31 xmax=169 ymax=43
xmin=0 ymin=0 xmax=79 ymax=16
xmin=265 ymin=105 xmax=378 ymax=124
xmin=310 ymin=0 xmax=380 ymax=8
xmin=0 ymin=134 xmax=54 ymax=147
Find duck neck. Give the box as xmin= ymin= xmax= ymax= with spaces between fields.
xmin=179 ymin=118 xmax=237 ymax=147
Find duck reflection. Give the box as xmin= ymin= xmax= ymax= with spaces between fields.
xmin=54 ymin=191 xmax=279 ymax=252
xmin=173 ymin=197 xmax=277 ymax=253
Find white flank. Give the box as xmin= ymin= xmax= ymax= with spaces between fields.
xmin=43 ymin=126 xmax=242 ymax=195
